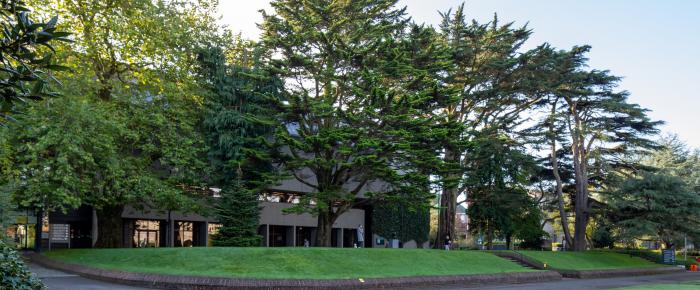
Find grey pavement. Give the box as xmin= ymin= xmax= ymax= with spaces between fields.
xmin=29 ymin=262 xmax=152 ymax=290
xmin=414 ymin=271 xmax=700 ymax=290
xmin=29 ymin=262 xmax=700 ymax=290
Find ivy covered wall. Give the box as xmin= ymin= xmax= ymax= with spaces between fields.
xmin=372 ymin=202 xmax=430 ymax=245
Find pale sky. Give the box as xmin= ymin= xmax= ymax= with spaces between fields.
xmin=217 ymin=0 xmax=700 ymax=148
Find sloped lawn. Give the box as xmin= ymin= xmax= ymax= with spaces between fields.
xmin=518 ymin=251 xmax=663 ymax=270
xmin=44 ymin=247 xmax=535 ymax=279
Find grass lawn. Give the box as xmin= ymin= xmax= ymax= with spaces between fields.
xmin=516 ymin=251 xmax=663 ymax=270
xmin=43 ymin=247 xmax=535 ymax=279
xmin=612 ymin=280 xmax=700 ymax=289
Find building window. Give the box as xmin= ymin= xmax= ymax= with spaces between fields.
xmin=175 ymin=222 xmax=193 ymax=247
xmin=208 ymin=223 xmax=222 ymax=236
xmin=259 ymin=191 xmax=301 ymax=203
xmin=133 ymin=220 xmax=160 ymax=248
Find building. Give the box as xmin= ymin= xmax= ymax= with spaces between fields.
xmin=6 ymin=176 xmax=428 ymax=250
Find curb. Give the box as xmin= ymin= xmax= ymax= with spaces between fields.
xmin=27 ymin=253 xmax=562 ymax=289
xmin=557 ymin=267 xmax=685 ymax=279
xmin=493 ymin=252 xmax=685 ymax=279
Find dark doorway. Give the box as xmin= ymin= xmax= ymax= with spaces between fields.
xmin=69 ymin=221 xmax=92 ymax=248
xmin=295 ymin=226 xmax=315 ymax=247
xmin=343 ymin=228 xmax=357 ymax=248
xmin=269 ymin=225 xmax=293 ymax=247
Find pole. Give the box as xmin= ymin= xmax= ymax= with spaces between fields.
xmin=34 ymin=207 xmax=43 ymax=252
xmin=684 ymin=234 xmax=688 ymax=262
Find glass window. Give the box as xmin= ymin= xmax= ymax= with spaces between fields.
xmin=175 ymin=222 xmax=193 ymax=247
xmin=133 ymin=220 xmax=160 ymax=248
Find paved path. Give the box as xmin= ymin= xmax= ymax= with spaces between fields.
xmin=415 ymin=271 xmax=700 ymax=290
xmin=30 ymin=262 xmax=700 ymax=290
xmin=29 ymin=262 xmax=152 ymax=290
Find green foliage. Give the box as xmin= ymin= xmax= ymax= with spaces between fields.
xmin=210 ymin=184 xmax=262 ymax=247
xmin=609 ymin=172 xmax=700 ymax=247
xmin=466 ymin=131 xmax=542 ymax=249
xmin=372 ymin=202 xmax=430 ymax=245
xmin=4 ymin=0 xmax=222 ymax=247
xmin=0 ymin=0 xmax=69 ymax=126
xmin=260 ymin=0 xmax=434 ymax=245
xmin=199 ymin=46 xmax=279 ymax=247
xmin=431 ymin=4 xmax=554 ymax=248
xmin=592 ymin=223 xmax=616 ymax=249
xmin=515 ymin=206 xmax=547 ymax=250
xmin=5 ymin=97 xmax=124 ymax=212
xmin=0 ymin=240 xmax=43 ymax=290
xmin=535 ymin=45 xmax=661 ymax=250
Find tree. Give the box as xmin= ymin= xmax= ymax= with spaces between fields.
xmin=606 ymin=136 xmax=700 ymax=247
xmin=260 ymin=0 xmax=434 ymax=246
xmin=199 ymin=45 xmax=281 ymax=247
xmin=432 ymin=5 xmax=552 ymax=248
xmin=12 ymin=0 xmax=222 ymax=247
xmin=609 ymin=172 xmax=700 ymax=248
xmin=540 ymin=46 xmax=661 ymax=250
xmin=0 ymin=0 xmax=69 ymax=126
xmin=465 ymin=130 xmax=540 ymax=249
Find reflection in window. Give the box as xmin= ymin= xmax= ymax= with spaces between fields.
xmin=208 ymin=223 xmax=222 ymax=236
xmin=175 ymin=222 xmax=193 ymax=247
xmin=259 ymin=191 xmax=301 ymax=203
xmin=133 ymin=220 xmax=160 ymax=248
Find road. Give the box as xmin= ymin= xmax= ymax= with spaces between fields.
xmin=416 ymin=271 xmax=700 ymax=290
xmin=29 ymin=262 xmax=152 ymax=290
xmin=30 ymin=263 xmax=700 ymax=290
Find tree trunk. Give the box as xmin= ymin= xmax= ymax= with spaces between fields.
xmin=316 ymin=210 xmax=336 ymax=247
xmin=548 ymin=101 xmax=574 ymax=249
xmin=569 ymin=110 xmax=589 ymax=252
xmin=486 ymin=226 xmax=494 ymax=250
xmin=94 ymin=204 xmax=124 ymax=248
xmin=436 ymin=148 xmax=459 ymax=249
xmin=550 ymin=143 xmax=573 ymax=249
xmin=572 ymin=178 xmax=589 ymax=251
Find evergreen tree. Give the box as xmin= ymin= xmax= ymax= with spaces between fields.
xmin=260 ymin=0 xmax=434 ymax=246
xmin=606 ymin=136 xmax=700 ymax=247
xmin=431 ymin=5 xmax=552 ymax=248
xmin=199 ymin=46 xmax=280 ymax=247
xmin=609 ymin=172 xmax=700 ymax=248
xmin=539 ymin=46 xmax=661 ymax=250
xmin=465 ymin=130 xmax=541 ymax=249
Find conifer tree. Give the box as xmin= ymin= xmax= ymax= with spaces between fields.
xmin=431 ymin=5 xmax=552 ymax=248
xmin=260 ymin=0 xmax=435 ymax=246
xmin=199 ymin=46 xmax=281 ymax=247
xmin=606 ymin=136 xmax=700 ymax=247
xmin=539 ymin=46 xmax=661 ymax=250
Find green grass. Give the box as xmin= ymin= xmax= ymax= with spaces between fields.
xmin=517 ymin=251 xmax=664 ymax=270
xmin=43 ymin=247 xmax=535 ymax=279
xmin=612 ymin=280 xmax=700 ymax=289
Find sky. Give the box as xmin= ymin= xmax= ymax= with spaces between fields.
xmin=218 ymin=0 xmax=700 ymax=148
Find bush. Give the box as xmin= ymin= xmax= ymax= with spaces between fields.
xmin=592 ymin=225 xmax=616 ymax=249
xmin=0 ymin=241 xmax=43 ymax=290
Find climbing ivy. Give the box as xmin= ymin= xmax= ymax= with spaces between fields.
xmin=372 ymin=202 xmax=430 ymax=245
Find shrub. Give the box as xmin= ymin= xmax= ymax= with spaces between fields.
xmin=592 ymin=225 xmax=616 ymax=249
xmin=0 ymin=241 xmax=43 ymax=290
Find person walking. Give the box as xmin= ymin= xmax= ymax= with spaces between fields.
xmin=444 ymin=235 xmax=451 ymax=251
xmin=357 ymin=224 xmax=365 ymax=248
